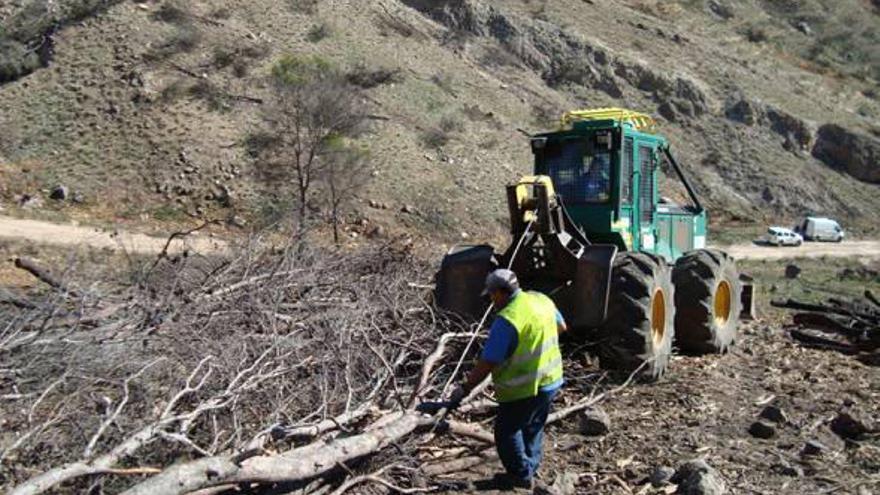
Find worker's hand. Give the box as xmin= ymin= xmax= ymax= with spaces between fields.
xmin=448 ymin=384 xmax=469 ymax=409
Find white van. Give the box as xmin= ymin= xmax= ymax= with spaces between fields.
xmin=796 ymin=217 xmax=844 ymax=242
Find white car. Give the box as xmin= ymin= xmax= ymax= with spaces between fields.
xmin=766 ymin=227 xmax=803 ymax=246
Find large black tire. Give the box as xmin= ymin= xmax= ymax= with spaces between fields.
xmin=672 ymin=249 xmax=742 ymax=354
xmin=598 ymin=252 xmax=675 ymax=379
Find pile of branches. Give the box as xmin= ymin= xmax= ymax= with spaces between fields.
xmin=0 ymin=237 xmax=617 ymax=494
xmin=774 ymin=290 xmax=880 ymax=364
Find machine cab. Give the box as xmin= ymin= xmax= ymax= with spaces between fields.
xmin=530 ymin=108 xmax=707 ymax=263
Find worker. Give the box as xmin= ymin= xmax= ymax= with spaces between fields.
xmin=449 ymin=268 xmax=566 ymax=489
xmin=584 ymin=153 xmax=611 ymax=202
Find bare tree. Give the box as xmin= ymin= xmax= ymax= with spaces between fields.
xmin=253 ymin=55 xmax=368 ymax=237
xmin=318 ymin=145 xmax=371 ymax=244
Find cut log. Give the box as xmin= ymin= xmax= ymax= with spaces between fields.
xmin=121 ymin=412 xmax=431 ymax=495
xmin=772 ymin=298 xmax=879 ymax=323
xmin=789 ymin=328 xmax=858 ymax=354
xmin=14 ymin=258 xmax=76 ymax=296
xmin=792 ymin=313 xmax=862 ymax=338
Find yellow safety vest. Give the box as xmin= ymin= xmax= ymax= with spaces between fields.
xmin=492 ymin=291 xmax=564 ymax=402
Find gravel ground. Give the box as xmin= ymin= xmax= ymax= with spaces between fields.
xmin=438 ymin=318 xmax=880 ymax=494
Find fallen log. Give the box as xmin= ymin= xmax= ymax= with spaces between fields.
xmin=789 ymin=328 xmax=859 ymax=354
xmin=771 ymin=298 xmax=879 ymax=323
xmin=14 ymin=257 xmax=77 ymax=296
xmin=792 ymin=313 xmax=864 ymax=338
xmin=121 ymin=412 xmax=430 ymax=495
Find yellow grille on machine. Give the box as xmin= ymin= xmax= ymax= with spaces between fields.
xmin=560 ymin=108 xmax=657 ymax=133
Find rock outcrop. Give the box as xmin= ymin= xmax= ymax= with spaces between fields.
xmin=812 ymin=124 xmax=880 ymax=184
xmin=402 ymin=0 xmax=715 ymax=113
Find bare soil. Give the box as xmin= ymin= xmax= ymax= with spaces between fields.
xmin=4 ymin=214 xmax=879 ymax=264
xmin=0 ymin=214 xmax=225 ymax=255
xmin=440 ymin=318 xmax=880 ymax=494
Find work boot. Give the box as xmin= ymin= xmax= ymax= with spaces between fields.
xmin=492 ymin=472 xmax=534 ymax=491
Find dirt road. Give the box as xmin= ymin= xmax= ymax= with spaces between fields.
xmin=0 ymin=215 xmax=225 ymax=255
xmin=717 ymin=240 xmax=880 ymax=260
xmin=2 ymin=215 xmax=879 ymax=260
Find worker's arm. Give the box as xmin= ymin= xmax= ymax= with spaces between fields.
xmin=450 ymin=318 xmax=512 ymax=405
xmin=556 ymin=309 xmax=568 ymax=334
xmin=463 ymin=359 xmax=495 ymax=391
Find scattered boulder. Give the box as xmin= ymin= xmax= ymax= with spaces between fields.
xmin=401 ymin=204 xmax=418 ymax=214
xmin=17 ymin=193 xmax=43 ymax=209
xmin=812 ymin=124 xmax=880 ymax=184
xmin=830 ymin=411 xmax=873 ymax=440
xmin=230 ymin=215 xmax=247 ymax=228
xmin=748 ymin=421 xmax=776 ymax=439
xmin=772 ymin=461 xmax=804 ymax=477
xmin=707 ymin=0 xmax=735 ymax=19
xmin=650 ymin=466 xmax=675 ymax=487
xmin=725 ymin=98 xmax=764 ymax=126
xmin=759 ymin=405 xmax=788 ymax=424
xmin=795 ymin=21 xmax=812 ymax=36
xmin=578 ymin=406 xmax=611 ymax=436
xmin=671 ymin=459 xmax=726 ymax=495
xmin=366 ymin=225 xmax=386 ymax=238
xmin=801 ymin=440 xmax=827 ymax=457
xmin=49 ymin=185 xmax=69 ymax=200
xmin=785 ymin=264 xmax=801 ymax=279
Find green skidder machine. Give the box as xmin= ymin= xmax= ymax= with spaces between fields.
xmin=436 ymin=108 xmax=753 ymax=378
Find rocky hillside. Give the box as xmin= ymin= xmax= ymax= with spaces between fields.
xmin=1 ymin=0 xmax=879 ymax=245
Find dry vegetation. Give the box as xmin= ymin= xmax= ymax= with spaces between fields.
xmin=0 ymin=235 xmax=629 ymax=494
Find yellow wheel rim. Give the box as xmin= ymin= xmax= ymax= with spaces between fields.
xmin=714 ymin=280 xmax=732 ymax=327
xmin=651 ymin=288 xmax=667 ymax=346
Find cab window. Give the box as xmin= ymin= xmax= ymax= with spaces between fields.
xmin=544 ymin=139 xmax=612 ymax=204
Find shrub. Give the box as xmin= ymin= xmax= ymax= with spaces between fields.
xmin=421 ymin=127 xmax=450 ymax=148
xmin=346 ymin=63 xmax=401 ymax=89
xmin=144 ymin=24 xmax=201 ymax=61
xmin=245 ymin=131 xmax=281 ymax=158
xmin=188 ymin=80 xmax=230 ymax=111
xmin=439 ymin=114 xmax=463 ymax=133
xmin=210 ymin=6 xmax=231 ymax=19
xmin=154 ymin=0 xmax=192 ymax=24
xmin=430 ymin=72 xmax=456 ymax=96
xmin=212 ymin=46 xmax=236 ymax=68
xmin=306 ymin=21 xmax=333 ymax=42
xmin=287 ymin=0 xmax=319 ymax=15
xmin=0 ymin=39 xmax=42 ymax=83
xmin=212 ymin=42 xmax=269 ymax=75
xmin=271 ymin=54 xmax=335 ymax=87
xmin=743 ymin=25 xmax=768 ymax=43
xmin=159 ymin=79 xmax=188 ymax=103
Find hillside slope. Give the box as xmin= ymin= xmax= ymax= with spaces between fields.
xmin=1 ymin=0 xmax=878 ymax=246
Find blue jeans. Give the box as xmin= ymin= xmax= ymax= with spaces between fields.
xmin=494 ymin=388 xmax=558 ymax=481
